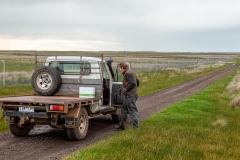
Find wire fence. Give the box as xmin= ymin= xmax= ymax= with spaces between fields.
xmin=115 ymin=58 xmax=234 ymax=72
xmin=0 ymin=57 xmax=235 ymax=86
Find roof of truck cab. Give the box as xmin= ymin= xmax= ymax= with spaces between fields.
xmin=46 ymin=56 xmax=104 ymax=62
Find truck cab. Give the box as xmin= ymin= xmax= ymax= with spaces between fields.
xmin=41 ymin=55 xmax=124 ymax=109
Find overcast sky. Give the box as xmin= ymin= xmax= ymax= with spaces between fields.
xmin=0 ymin=0 xmax=239 ymax=52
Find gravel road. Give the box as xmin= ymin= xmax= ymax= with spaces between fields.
xmin=0 ymin=64 xmax=238 ymax=160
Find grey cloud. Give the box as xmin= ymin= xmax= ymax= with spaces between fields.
xmin=0 ymin=0 xmax=240 ymax=51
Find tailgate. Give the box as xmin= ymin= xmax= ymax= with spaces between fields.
xmin=0 ymin=95 xmax=100 ymax=113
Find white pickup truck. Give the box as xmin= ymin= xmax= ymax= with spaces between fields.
xmin=0 ymin=54 xmax=124 ymax=140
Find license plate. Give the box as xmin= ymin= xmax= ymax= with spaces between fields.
xmin=19 ymin=106 xmax=34 ymax=112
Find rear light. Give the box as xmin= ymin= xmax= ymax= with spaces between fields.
xmin=50 ymin=105 xmax=64 ymax=111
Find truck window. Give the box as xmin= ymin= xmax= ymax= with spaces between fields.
xmin=49 ymin=61 xmax=91 ymax=75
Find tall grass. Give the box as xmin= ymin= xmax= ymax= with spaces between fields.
xmin=65 ymin=64 xmax=240 ymax=159
xmin=226 ymin=71 xmax=240 ymax=109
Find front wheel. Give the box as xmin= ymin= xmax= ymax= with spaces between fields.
xmin=66 ymin=107 xmax=89 ymax=140
xmin=10 ymin=124 xmax=31 ymax=137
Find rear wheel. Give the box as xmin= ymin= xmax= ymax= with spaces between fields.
xmin=10 ymin=124 xmax=31 ymax=137
xmin=67 ymin=107 xmax=89 ymax=140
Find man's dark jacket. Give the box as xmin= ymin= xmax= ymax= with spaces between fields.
xmin=122 ymin=69 xmax=138 ymax=97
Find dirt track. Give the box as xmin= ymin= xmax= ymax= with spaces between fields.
xmin=0 ymin=64 xmax=238 ymax=160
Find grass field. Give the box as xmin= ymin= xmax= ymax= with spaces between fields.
xmin=137 ymin=63 xmax=230 ymax=96
xmin=0 ymin=52 xmax=239 ymax=159
xmin=65 ymin=62 xmax=240 ymax=160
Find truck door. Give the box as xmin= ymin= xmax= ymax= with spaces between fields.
xmin=111 ymin=82 xmax=124 ymax=106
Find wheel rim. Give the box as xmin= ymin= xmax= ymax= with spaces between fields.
xmin=36 ymin=72 xmax=53 ymax=90
xmin=79 ymin=114 xmax=86 ymax=133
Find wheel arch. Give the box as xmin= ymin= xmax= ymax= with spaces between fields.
xmin=66 ymin=105 xmax=90 ymax=118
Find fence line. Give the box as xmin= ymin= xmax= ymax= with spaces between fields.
xmin=119 ymin=58 xmax=234 ymax=72
xmin=0 ymin=57 xmax=235 ymax=86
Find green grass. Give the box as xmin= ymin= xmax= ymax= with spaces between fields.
xmin=65 ymin=66 xmax=240 ymax=159
xmin=0 ymin=84 xmax=34 ymax=97
xmin=0 ymin=84 xmax=34 ymax=133
xmin=137 ymin=64 xmax=230 ymax=96
xmin=0 ymin=109 xmax=8 ymax=133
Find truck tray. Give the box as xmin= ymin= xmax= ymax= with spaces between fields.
xmin=0 ymin=95 xmax=100 ymax=107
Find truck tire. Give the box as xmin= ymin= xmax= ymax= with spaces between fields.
xmin=112 ymin=114 xmax=120 ymax=123
xmin=10 ymin=124 xmax=31 ymax=137
xmin=31 ymin=66 xmax=61 ymax=96
xmin=67 ymin=107 xmax=89 ymax=140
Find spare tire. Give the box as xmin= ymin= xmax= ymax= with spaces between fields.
xmin=31 ymin=66 xmax=62 ymax=96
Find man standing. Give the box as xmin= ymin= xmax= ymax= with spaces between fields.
xmin=114 ymin=62 xmax=139 ymax=130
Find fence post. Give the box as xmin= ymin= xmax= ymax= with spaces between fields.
xmin=0 ymin=60 xmax=5 ymax=86
xmin=137 ymin=59 xmax=138 ymax=72
xmin=156 ymin=60 xmax=157 ymax=70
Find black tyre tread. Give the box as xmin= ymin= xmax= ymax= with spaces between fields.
xmin=112 ymin=114 xmax=120 ymax=123
xmin=10 ymin=124 xmax=31 ymax=137
xmin=66 ymin=107 xmax=89 ymax=141
xmin=66 ymin=128 xmax=75 ymax=140
xmin=31 ymin=66 xmax=62 ymax=96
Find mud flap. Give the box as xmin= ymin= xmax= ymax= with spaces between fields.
xmin=65 ymin=105 xmax=80 ymax=128
xmin=65 ymin=116 xmax=75 ymax=128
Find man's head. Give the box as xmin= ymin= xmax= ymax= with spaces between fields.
xmin=118 ymin=62 xmax=129 ymax=73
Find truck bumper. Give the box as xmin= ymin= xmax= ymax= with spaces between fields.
xmin=4 ymin=111 xmax=47 ymax=118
